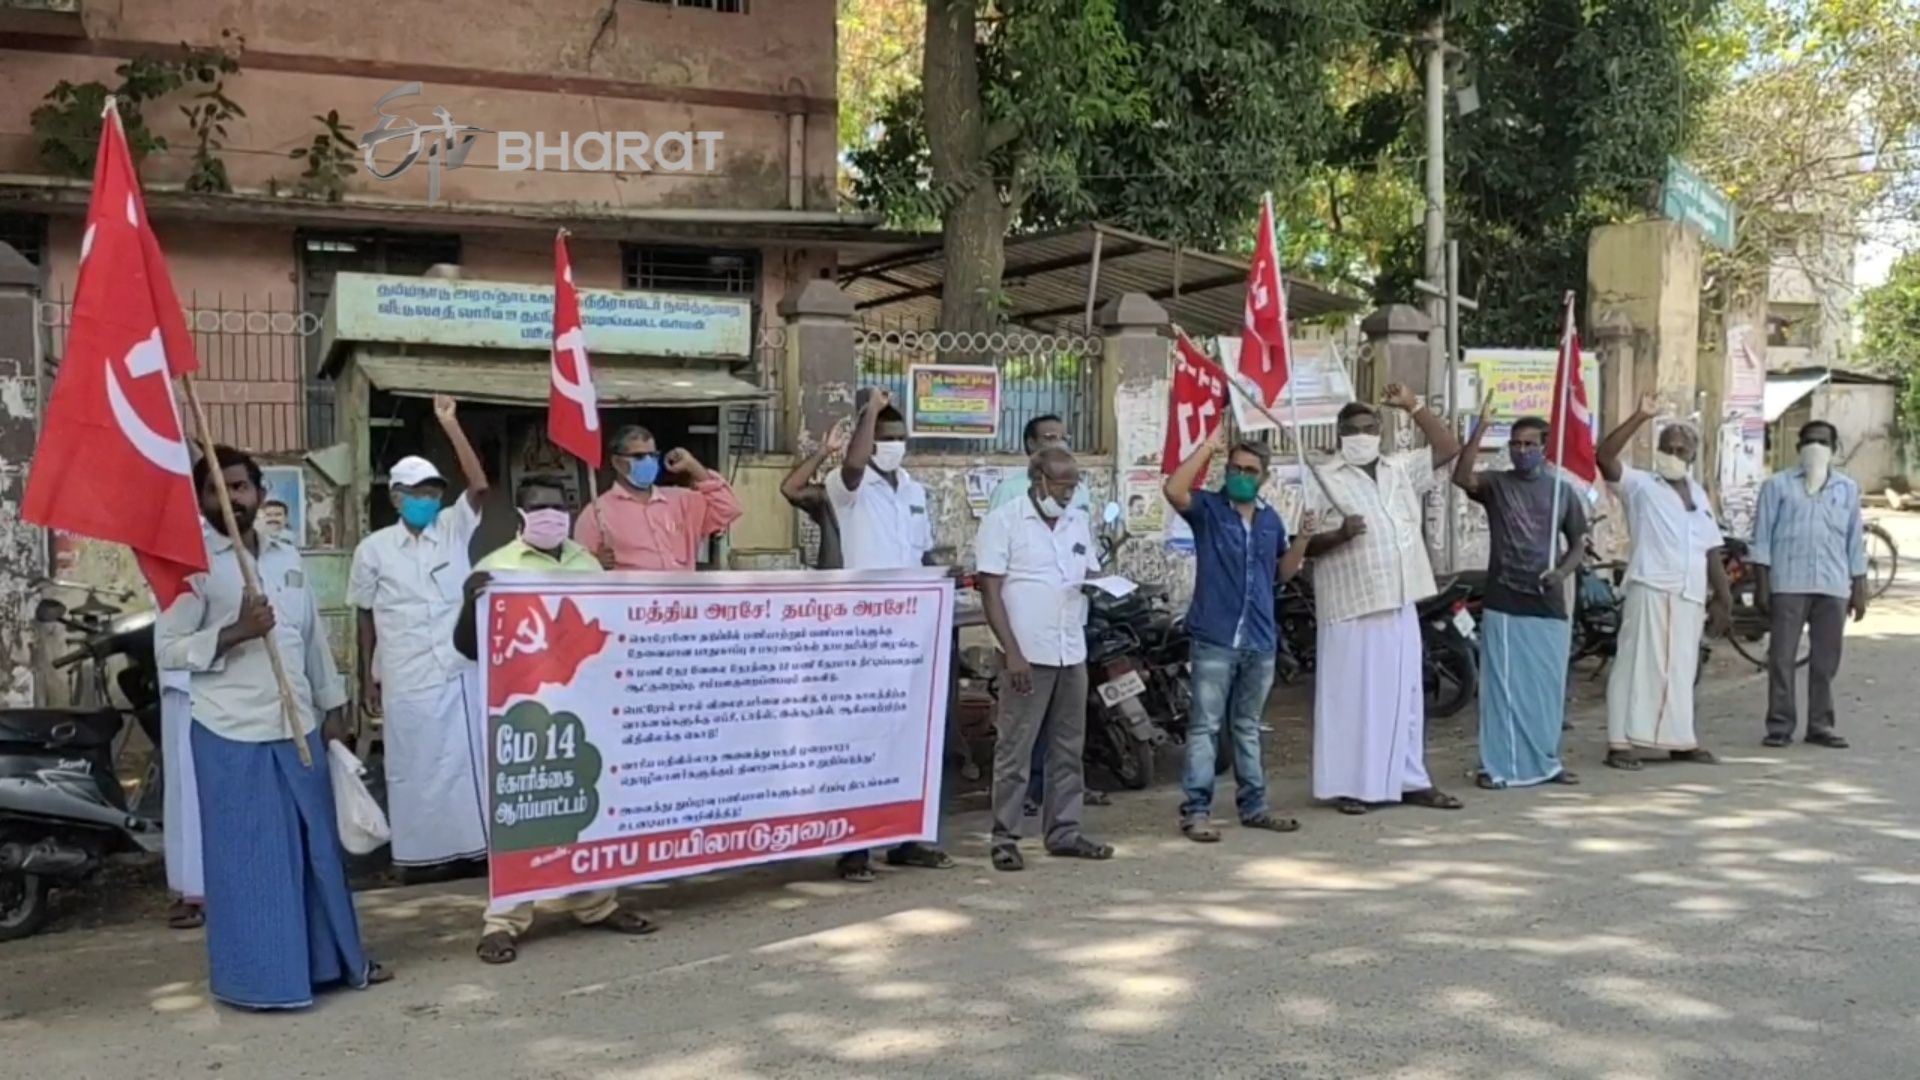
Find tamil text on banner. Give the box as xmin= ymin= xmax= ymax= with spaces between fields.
xmin=907 ymin=364 xmax=1001 ymax=438
xmin=475 ymin=568 xmax=952 ymax=907
xmin=1468 ymin=349 xmax=1602 ymax=447
xmin=1218 ymin=337 xmax=1355 ymax=432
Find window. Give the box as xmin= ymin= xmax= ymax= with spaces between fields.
xmin=623 ymin=245 xmax=760 ymax=297
xmin=641 ymin=0 xmax=749 ymax=12
xmin=0 ymin=212 xmax=47 ymax=268
xmin=299 ymin=230 xmax=462 ymax=444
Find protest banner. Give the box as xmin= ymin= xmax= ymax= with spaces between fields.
xmin=474 ymin=568 xmax=953 ymax=907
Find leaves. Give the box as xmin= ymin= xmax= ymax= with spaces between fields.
xmin=30 ymin=32 xmax=245 ymax=181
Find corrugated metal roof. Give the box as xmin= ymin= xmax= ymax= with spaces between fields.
xmin=356 ymin=354 xmax=769 ymax=407
xmin=840 ymin=222 xmax=1364 ymax=336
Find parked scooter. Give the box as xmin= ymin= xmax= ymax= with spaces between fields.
xmin=0 ymin=583 xmax=166 ymax=942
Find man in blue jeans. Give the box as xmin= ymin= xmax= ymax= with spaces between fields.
xmin=1163 ymin=428 xmax=1308 ymax=841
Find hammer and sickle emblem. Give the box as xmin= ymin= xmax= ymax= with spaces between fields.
xmin=551 ymin=327 xmax=600 ymax=432
xmin=104 ymin=329 xmax=190 ymax=477
xmin=503 ymin=609 xmax=550 ymax=660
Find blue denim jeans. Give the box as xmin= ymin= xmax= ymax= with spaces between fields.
xmin=1181 ymin=639 xmax=1276 ymax=821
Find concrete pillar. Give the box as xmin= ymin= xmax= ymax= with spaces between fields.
xmin=0 ymin=243 xmax=47 ymax=706
xmin=1358 ymin=304 xmax=1434 ymax=408
xmin=1096 ymin=292 xmax=1169 ymax=456
xmin=1587 ymin=220 xmax=1701 ymax=421
xmin=1591 ymin=309 xmax=1644 ymax=466
xmin=776 ymin=278 xmax=858 ymax=454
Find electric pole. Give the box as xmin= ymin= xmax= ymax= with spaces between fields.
xmin=1422 ymin=16 xmax=1448 ymax=401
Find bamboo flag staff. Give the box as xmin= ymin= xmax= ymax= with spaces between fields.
xmin=181 ymin=380 xmax=313 ymax=767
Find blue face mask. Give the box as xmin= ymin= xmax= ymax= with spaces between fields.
xmin=399 ymin=493 xmax=442 ymax=529
xmin=1510 ymin=447 xmax=1545 ymax=475
xmin=626 ymin=454 xmax=661 ymax=488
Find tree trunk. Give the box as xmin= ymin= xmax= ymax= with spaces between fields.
xmin=922 ymin=0 xmax=1009 ymax=343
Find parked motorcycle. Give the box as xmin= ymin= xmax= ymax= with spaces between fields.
xmin=1276 ymin=566 xmax=1480 ymax=720
xmin=1568 ymin=520 xmax=1710 ymax=684
xmin=1719 ymin=534 xmax=1810 ymax=672
xmin=0 ymin=584 xmax=166 ymax=942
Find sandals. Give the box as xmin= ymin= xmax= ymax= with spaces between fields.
xmin=1805 ymin=732 xmax=1850 ymax=749
xmin=366 ymin=961 xmax=395 ymax=985
xmin=1402 ymin=789 xmax=1464 ymax=811
xmin=1476 ymin=771 xmax=1580 ymax=790
xmin=1669 ymin=748 xmax=1720 ymax=764
xmin=1240 ymin=813 xmax=1300 ymax=833
xmin=476 ymin=932 xmax=518 ymax=965
xmin=593 ymin=909 xmax=659 ymax=935
xmin=1334 ymin=798 xmax=1370 ymax=816
xmin=836 ymin=853 xmax=877 ymax=883
xmin=1180 ymin=817 xmax=1222 ymax=842
xmin=1047 ymin=837 xmax=1114 ymax=860
xmin=167 ymin=901 xmax=204 ymax=930
xmin=992 ymin=846 xmax=1025 ymax=872
xmin=1604 ymin=750 xmax=1643 ymax=771
xmin=1550 ymin=770 xmax=1581 ymax=785
xmin=885 ymin=843 xmax=956 ymax=870
xmin=1762 ymin=733 xmax=1792 ymax=748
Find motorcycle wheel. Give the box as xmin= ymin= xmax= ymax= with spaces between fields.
xmin=1727 ymin=629 xmax=1811 ymax=671
xmin=1424 ymin=635 xmax=1479 ymax=720
xmin=0 ymin=871 xmax=49 ymax=942
xmin=1103 ymin=726 xmax=1156 ymax=791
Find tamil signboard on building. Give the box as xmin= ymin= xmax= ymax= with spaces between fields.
xmin=324 ymin=272 xmax=753 ymax=358
xmin=1661 ymin=157 xmax=1737 ymax=251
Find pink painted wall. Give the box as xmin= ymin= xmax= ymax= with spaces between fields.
xmin=0 ymin=0 xmax=838 ymax=209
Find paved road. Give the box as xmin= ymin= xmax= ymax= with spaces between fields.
xmin=5 ymin=517 xmax=1919 ymax=1080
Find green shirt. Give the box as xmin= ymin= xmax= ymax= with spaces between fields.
xmin=476 ymin=538 xmax=602 ymax=573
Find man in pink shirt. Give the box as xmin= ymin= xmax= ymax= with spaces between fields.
xmin=576 ymin=425 xmax=742 ymax=570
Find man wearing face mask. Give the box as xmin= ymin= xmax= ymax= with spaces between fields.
xmin=1303 ymin=384 xmax=1466 ymax=816
xmin=454 ymin=477 xmax=660 ymax=964
xmin=825 ymin=388 xmax=957 ymax=881
xmin=577 ymin=425 xmax=742 ymax=571
xmin=1163 ymin=428 xmax=1310 ymax=841
xmin=1595 ymin=393 xmax=1734 ymax=769
xmin=348 ymin=395 xmax=491 ymax=880
xmin=1452 ymin=404 xmax=1588 ymax=790
xmin=1749 ymin=420 xmax=1867 ymax=750
xmin=988 ymin=415 xmax=1091 ymax=513
xmin=975 ymin=447 xmax=1114 ymax=869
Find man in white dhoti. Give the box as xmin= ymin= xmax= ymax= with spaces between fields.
xmin=1595 ymin=394 xmax=1732 ymax=769
xmin=348 ymin=395 xmax=491 ymax=881
xmin=1304 ymin=384 xmax=1466 ymax=815
xmin=160 ymin=667 xmax=203 ymax=928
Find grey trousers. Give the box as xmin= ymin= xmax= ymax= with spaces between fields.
xmin=1766 ymin=592 xmax=1847 ymax=739
xmin=991 ymin=663 xmax=1089 ymax=848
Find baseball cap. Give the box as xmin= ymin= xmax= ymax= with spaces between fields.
xmin=388 ymin=456 xmax=446 ymax=488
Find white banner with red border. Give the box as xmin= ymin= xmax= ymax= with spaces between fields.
xmin=473 ymin=568 xmax=952 ymax=907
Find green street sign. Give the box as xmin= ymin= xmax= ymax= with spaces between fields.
xmin=1661 ymin=157 xmax=1737 ymax=251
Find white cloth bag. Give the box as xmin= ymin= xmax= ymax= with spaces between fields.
xmin=328 ymin=740 xmax=391 ymax=855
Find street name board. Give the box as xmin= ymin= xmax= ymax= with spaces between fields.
xmin=1661 ymin=157 xmax=1736 ymax=251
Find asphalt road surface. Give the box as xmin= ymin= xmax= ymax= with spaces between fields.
xmin=4 ymin=516 xmax=1918 ymax=1080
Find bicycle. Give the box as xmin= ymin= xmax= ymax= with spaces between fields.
xmin=1865 ymin=519 xmax=1898 ymax=600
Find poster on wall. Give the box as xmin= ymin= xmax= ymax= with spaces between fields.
xmin=258 ymin=466 xmax=306 ymax=548
xmin=1217 ymin=337 xmax=1354 ymax=433
xmin=907 ymin=365 xmax=1001 ymax=439
xmin=1123 ymin=469 xmax=1166 ymax=534
xmin=1467 ymin=349 xmax=1602 ymax=446
xmin=1718 ymin=324 xmax=1768 ymax=538
xmin=474 ymin=568 xmax=952 ymax=907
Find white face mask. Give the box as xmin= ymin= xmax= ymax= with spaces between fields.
xmin=1653 ymin=452 xmax=1691 ymax=481
xmin=1800 ymin=443 xmax=1834 ymax=492
xmin=871 ymin=441 xmax=907 ymax=472
xmin=1339 ymin=434 xmax=1381 ymax=467
xmin=1036 ymin=494 xmax=1065 ymax=519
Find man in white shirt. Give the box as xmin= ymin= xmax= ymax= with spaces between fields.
xmin=348 ymin=395 xmax=490 ymax=880
xmin=975 ymin=447 xmax=1114 ymax=870
xmin=825 ymin=388 xmax=956 ymax=881
xmin=156 ymin=446 xmax=391 ymax=1010
xmin=1595 ymin=394 xmax=1733 ymax=769
xmin=987 ymin=415 xmax=1092 ymax=514
xmin=1303 ymin=385 xmax=1466 ymax=815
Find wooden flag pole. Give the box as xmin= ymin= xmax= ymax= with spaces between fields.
xmin=180 ymin=376 xmax=313 ymax=767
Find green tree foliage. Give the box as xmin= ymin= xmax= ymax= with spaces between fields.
xmin=1857 ymin=250 xmax=1920 ymax=432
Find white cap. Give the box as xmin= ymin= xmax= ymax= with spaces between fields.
xmin=388 ymin=456 xmax=445 ymax=488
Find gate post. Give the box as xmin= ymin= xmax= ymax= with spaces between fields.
xmin=777 ymin=278 xmax=859 ymax=453
xmin=1096 ymin=292 xmax=1169 ymax=458
xmin=0 ymin=243 xmax=47 ymax=706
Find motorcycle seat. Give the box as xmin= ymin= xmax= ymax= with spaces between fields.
xmin=0 ymin=708 xmax=124 ymax=750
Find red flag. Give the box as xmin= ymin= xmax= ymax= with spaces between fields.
xmin=1162 ymin=331 xmax=1229 ymax=489
xmin=1237 ymin=194 xmax=1292 ymax=410
xmin=23 ymin=104 xmax=205 ymax=606
xmin=549 ymin=230 xmax=601 ymax=467
xmin=486 ymin=593 xmax=611 ymax=710
xmin=1546 ymin=292 xmax=1597 ymax=484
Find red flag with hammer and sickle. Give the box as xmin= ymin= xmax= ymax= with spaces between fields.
xmin=23 ymin=103 xmax=205 ymax=606
xmin=548 ymin=230 xmax=602 ymax=468
xmin=1161 ymin=331 xmax=1229 ymax=489
xmin=1237 ymin=194 xmax=1293 ymax=410
xmin=486 ymin=593 xmax=611 ymax=710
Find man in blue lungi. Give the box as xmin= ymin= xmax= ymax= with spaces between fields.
xmin=156 ymin=446 xmax=393 ymax=1009
xmin=1452 ymin=407 xmax=1588 ymax=789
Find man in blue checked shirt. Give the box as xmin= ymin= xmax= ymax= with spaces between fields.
xmin=1162 ymin=427 xmax=1308 ymax=842
xmin=1749 ymin=420 xmax=1869 ymax=750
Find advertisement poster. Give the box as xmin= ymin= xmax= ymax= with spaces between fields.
xmin=258 ymin=466 xmax=306 ymax=548
xmin=1719 ymin=325 xmax=1768 ymax=538
xmin=1467 ymin=349 xmax=1602 ymax=446
xmin=907 ymin=365 xmax=1001 ymax=439
xmin=474 ymin=569 xmax=952 ymax=907
xmin=1123 ymin=469 xmax=1166 ymax=534
xmin=963 ymin=467 xmax=1010 ymax=519
xmin=1217 ymin=338 xmax=1354 ymax=432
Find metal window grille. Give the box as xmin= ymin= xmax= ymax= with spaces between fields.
xmin=623 ymin=245 xmax=775 ymax=457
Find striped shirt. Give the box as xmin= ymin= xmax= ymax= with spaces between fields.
xmin=1304 ymin=447 xmax=1439 ymax=624
xmin=1749 ymin=467 xmax=1866 ymax=599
